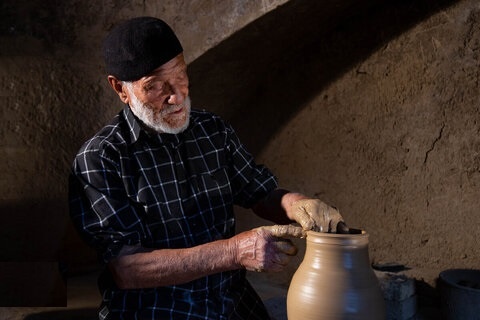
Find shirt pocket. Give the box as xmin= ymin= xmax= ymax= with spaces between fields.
xmin=191 ymin=166 xmax=232 ymax=200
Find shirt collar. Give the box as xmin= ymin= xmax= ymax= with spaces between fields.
xmin=123 ymin=105 xmax=143 ymax=144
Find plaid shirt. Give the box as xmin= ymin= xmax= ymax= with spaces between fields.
xmin=69 ymin=106 xmax=278 ymax=319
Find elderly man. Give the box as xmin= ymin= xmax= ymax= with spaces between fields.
xmin=69 ymin=16 xmax=348 ymax=319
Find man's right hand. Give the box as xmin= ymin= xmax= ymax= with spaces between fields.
xmin=230 ymin=225 xmax=305 ymax=272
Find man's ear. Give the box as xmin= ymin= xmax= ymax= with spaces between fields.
xmin=107 ymin=76 xmax=129 ymax=104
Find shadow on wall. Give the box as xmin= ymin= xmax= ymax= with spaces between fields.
xmin=0 ymin=200 xmax=68 ymax=261
xmin=0 ymin=200 xmax=97 ymax=268
xmin=188 ymin=0 xmax=459 ymax=156
xmin=0 ymin=200 xmax=97 ymax=307
xmin=0 ymin=262 xmax=66 ymax=307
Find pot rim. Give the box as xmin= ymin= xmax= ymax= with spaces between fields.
xmin=306 ymin=229 xmax=369 ymax=246
xmin=439 ymin=268 xmax=480 ymax=293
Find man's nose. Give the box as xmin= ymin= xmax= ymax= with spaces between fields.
xmin=167 ymin=85 xmax=184 ymax=105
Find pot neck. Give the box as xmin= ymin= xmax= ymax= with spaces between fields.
xmin=303 ymin=230 xmax=372 ymax=269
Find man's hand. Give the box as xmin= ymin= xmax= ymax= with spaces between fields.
xmin=290 ymin=199 xmax=349 ymax=233
xmin=230 ymin=225 xmax=304 ymax=272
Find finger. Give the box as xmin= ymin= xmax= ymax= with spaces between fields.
xmin=274 ymin=239 xmax=298 ymax=256
xmin=268 ymin=224 xmax=306 ymax=238
xmin=264 ymin=253 xmax=292 ymax=272
xmin=248 ymin=266 xmax=265 ymax=273
xmin=293 ymin=209 xmax=315 ymax=230
xmin=336 ymin=221 xmax=350 ymax=234
xmin=327 ymin=214 xmax=346 ymax=233
xmin=272 ymin=252 xmax=293 ymax=266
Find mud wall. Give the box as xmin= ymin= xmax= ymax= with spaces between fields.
xmin=266 ymin=0 xmax=480 ymax=285
xmin=189 ymin=0 xmax=480 ymax=289
xmin=1 ymin=0 xmax=478 ymax=306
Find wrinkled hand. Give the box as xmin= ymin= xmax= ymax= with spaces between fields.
xmin=290 ymin=199 xmax=349 ymax=233
xmin=231 ymin=225 xmax=304 ymax=272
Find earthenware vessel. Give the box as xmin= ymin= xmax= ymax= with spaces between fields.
xmin=287 ymin=230 xmax=385 ymax=320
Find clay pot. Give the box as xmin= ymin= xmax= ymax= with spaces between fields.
xmin=287 ymin=230 xmax=385 ymax=320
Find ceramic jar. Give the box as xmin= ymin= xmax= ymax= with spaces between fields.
xmin=287 ymin=230 xmax=385 ymax=320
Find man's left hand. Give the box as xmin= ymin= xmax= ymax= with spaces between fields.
xmin=290 ymin=199 xmax=349 ymax=233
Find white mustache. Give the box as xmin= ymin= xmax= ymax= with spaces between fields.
xmin=161 ymin=103 xmax=184 ymax=115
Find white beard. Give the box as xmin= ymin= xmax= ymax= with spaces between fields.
xmin=126 ymin=83 xmax=191 ymax=134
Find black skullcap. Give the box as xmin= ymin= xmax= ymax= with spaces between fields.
xmin=103 ymin=17 xmax=183 ymax=81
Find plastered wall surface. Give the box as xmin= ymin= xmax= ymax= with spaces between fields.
xmin=255 ymin=1 xmax=480 ymax=284
xmin=189 ymin=0 xmax=480 ymax=287
xmin=1 ymin=0 xmax=479 ymax=307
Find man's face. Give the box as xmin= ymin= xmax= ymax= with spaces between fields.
xmin=124 ymin=53 xmax=191 ymax=134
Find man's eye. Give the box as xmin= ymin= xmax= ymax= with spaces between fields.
xmin=144 ymin=81 xmax=164 ymax=92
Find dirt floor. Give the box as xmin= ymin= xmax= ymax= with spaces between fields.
xmin=0 ymin=269 xmax=443 ymax=320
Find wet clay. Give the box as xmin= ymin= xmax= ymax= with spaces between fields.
xmin=287 ymin=230 xmax=385 ymax=320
